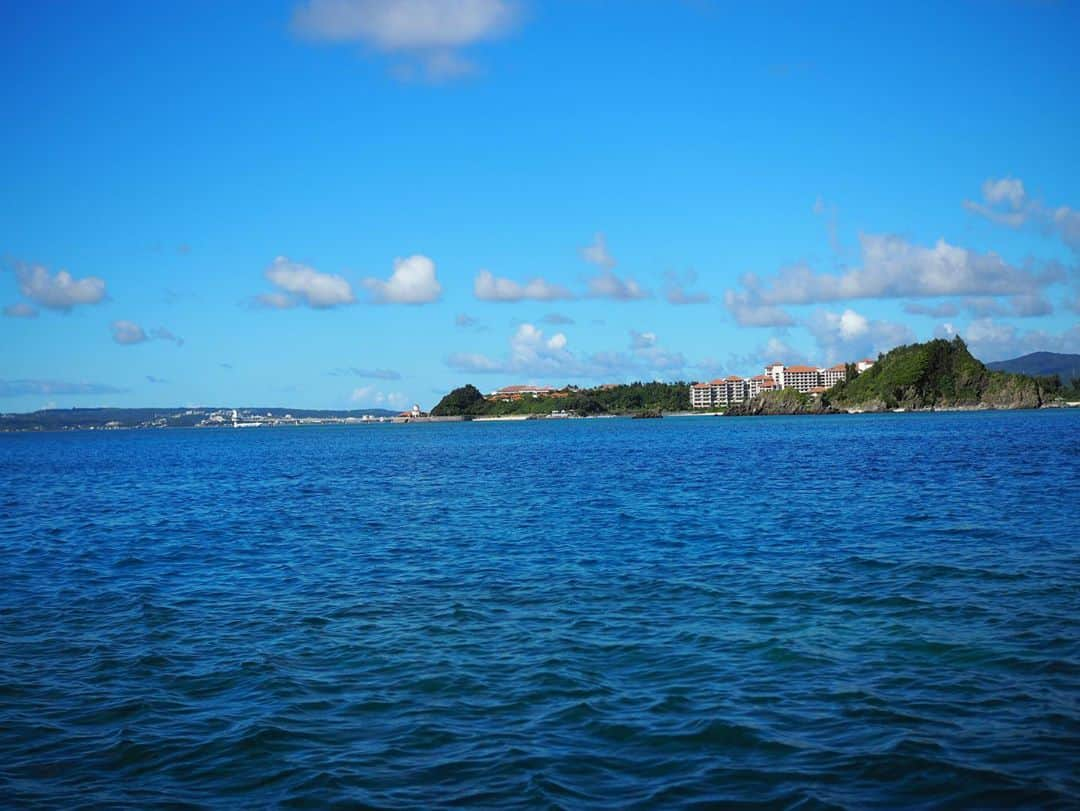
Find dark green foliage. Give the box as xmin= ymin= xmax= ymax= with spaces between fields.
xmin=588 ymin=382 xmax=691 ymax=413
xmin=430 ymin=384 xmax=489 ymax=416
xmin=825 ymin=337 xmax=1044 ymax=410
xmin=429 ymin=381 xmax=691 ymax=417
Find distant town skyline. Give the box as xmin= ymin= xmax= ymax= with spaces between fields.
xmin=3 ymin=0 xmax=1079 ymax=413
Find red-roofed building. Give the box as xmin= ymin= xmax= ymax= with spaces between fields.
xmin=487 ymin=384 xmax=561 ymax=401
xmin=821 ymin=363 xmax=848 ymax=388
xmin=689 ymin=376 xmax=749 ymax=408
xmin=781 ymin=365 xmax=820 ymax=393
xmin=690 ymin=358 xmax=869 ymax=407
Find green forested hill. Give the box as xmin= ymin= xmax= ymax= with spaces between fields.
xmin=430 ymin=382 xmax=691 ymax=417
xmin=826 ymin=337 xmax=1047 ymax=410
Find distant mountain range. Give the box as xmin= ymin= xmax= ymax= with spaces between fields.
xmin=986 ymin=352 xmax=1080 ymax=382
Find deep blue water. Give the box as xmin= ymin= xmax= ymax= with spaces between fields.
xmin=1 ymin=411 xmax=1078 ymax=809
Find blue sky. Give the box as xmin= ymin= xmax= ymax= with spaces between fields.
xmin=2 ymin=0 xmax=1079 ymax=412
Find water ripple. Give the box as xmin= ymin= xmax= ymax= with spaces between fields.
xmin=1 ymin=411 xmax=1078 ymax=808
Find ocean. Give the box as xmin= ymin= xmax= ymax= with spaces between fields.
xmin=1 ymin=411 xmax=1078 ymax=808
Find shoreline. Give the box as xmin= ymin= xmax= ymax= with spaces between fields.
xmin=4 ymin=403 xmax=1079 ymax=434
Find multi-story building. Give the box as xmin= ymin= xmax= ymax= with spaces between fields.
xmin=488 ymin=385 xmax=560 ymax=401
xmin=781 ymin=365 xmax=820 ymax=393
xmin=690 ymin=377 xmax=751 ymax=408
xmin=690 ymin=357 xmax=874 ymax=408
xmin=820 ymin=364 xmax=848 ymax=388
xmin=690 ymin=381 xmax=718 ymax=408
xmin=747 ymin=374 xmax=779 ymax=398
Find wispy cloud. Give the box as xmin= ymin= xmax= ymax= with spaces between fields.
xmin=474 ymin=269 xmax=574 ymax=301
xmin=111 ymin=321 xmax=184 ymax=346
xmin=111 ymin=321 xmax=147 ymax=345
xmin=0 ymin=379 xmax=128 ymax=397
xmin=663 ymin=271 xmax=709 ymax=305
xmin=580 ymin=232 xmax=616 ymax=269
xmin=958 ymin=319 xmax=1080 ymax=364
xmin=292 ymin=0 xmax=522 ymax=82
xmin=586 ymin=270 xmax=650 ymax=301
xmin=3 ymin=302 xmax=38 ymax=318
xmin=447 ymin=324 xmax=685 ymax=380
xmin=723 ymin=290 xmax=795 ymax=327
xmin=542 ymin=312 xmax=574 ymax=325
xmin=350 ymin=385 xmax=409 ymax=409
xmin=812 ymin=195 xmax=845 ymax=260
xmin=328 ymin=367 xmax=402 ymax=380
xmin=903 ymin=301 xmax=959 ymax=318
xmin=964 ymin=176 xmax=1080 ymax=253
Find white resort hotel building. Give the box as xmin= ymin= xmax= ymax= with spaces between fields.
xmin=690 ymin=359 xmax=875 ymax=409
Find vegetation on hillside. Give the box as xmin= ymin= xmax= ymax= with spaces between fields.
xmin=726 ymin=387 xmax=836 ymax=416
xmin=825 ymin=337 xmax=1046 ymax=411
xmin=430 ymin=385 xmax=489 ymax=416
xmin=430 ymin=381 xmax=691 ymax=417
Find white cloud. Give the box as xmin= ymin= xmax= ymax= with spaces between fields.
xmin=263 ymin=256 xmax=355 ymax=309
xmin=3 ymin=302 xmax=38 ymax=318
xmin=903 ymin=301 xmax=959 ymax=318
xmin=446 ymin=323 xmax=685 ymax=380
xmin=473 ymin=269 xmax=574 ymax=301
xmin=724 ymin=234 xmax=1060 ymax=318
xmin=575 ymin=234 xmax=650 ymax=300
xmin=152 ymin=327 xmax=184 ymax=346
xmin=111 ymin=320 xmax=148 ymax=345
xmin=723 ymin=290 xmax=795 ymax=326
xmin=664 ymin=271 xmax=710 ymax=304
xmin=963 ymin=319 xmax=1080 ymax=363
xmin=543 ymin=312 xmax=574 ymax=324
xmin=0 ymin=379 xmax=127 ymax=397
xmin=1008 ymin=293 xmax=1053 ymax=318
xmin=111 ymin=321 xmax=184 ymax=347
xmin=586 ymin=270 xmax=650 ymax=301
xmin=329 ymin=367 xmax=402 ymax=379
xmin=812 ymin=195 xmax=844 ymax=258
xmin=292 ymin=0 xmax=521 ymax=82
xmin=363 ymin=255 xmax=442 ymax=304
xmin=726 ymin=335 xmax=809 ymax=372
xmin=806 ymin=308 xmax=914 ymax=365
xmin=964 ymin=176 xmax=1080 ymax=253
xmin=251 ymin=292 xmax=299 ymax=310
xmin=983 ymin=177 xmax=1027 ymax=209
xmin=13 ymin=262 xmax=106 ymax=311
xmin=350 ymin=385 xmax=409 ymax=409
xmin=963 ymin=297 xmax=1007 ymax=318
xmin=760 ymin=336 xmax=807 ymax=366
xmin=580 ymin=232 xmax=616 ymax=269
xmin=626 ymin=329 xmax=685 ymax=372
